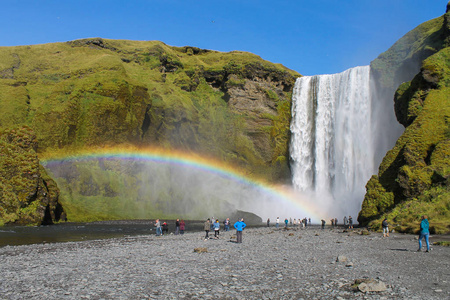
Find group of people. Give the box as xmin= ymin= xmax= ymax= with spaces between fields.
xmin=318 ymin=216 xmax=353 ymax=229
xmin=154 ymin=214 xmax=432 ymax=252
xmin=342 ymin=216 xmax=353 ymax=229
xmin=382 ymin=215 xmax=431 ymax=252
xmin=269 ymin=217 xmax=313 ymax=229
xmin=207 ymin=217 xmax=231 ymax=233
xmin=153 ymin=218 xmax=186 ymax=236
xmin=203 ymin=218 xmax=246 ymax=243
xmin=268 ymin=216 xmax=356 ymax=230
xmin=154 ymin=217 xmax=247 ymax=243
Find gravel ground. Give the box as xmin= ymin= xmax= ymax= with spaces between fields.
xmin=0 ymin=226 xmax=449 ymax=299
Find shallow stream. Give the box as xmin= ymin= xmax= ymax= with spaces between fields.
xmin=0 ymin=220 xmax=206 ymax=247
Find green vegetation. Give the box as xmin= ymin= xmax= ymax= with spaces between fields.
xmin=434 ymin=241 xmax=450 ymax=246
xmin=0 ymin=38 xmax=299 ymax=224
xmin=0 ymin=126 xmax=64 ymax=225
xmin=359 ymin=12 xmax=450 ymax=234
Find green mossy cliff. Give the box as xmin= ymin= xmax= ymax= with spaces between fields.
xmin=358 ymin=6 xmax=450 ymax=233
xmin=0 ymin=39 xmax=299 ymax=224
xmin=0 ymin=126 xmax=64 ymax=225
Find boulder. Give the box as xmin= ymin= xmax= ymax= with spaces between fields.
xmin=354 ymin=278 xmax=387 ymax=293
xmin=336 ymin=255 xmax=348 ymax=263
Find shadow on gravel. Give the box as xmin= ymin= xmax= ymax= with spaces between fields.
xmin=389 ymin=248 xmax=409 ymax=252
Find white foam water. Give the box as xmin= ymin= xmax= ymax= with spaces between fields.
xmin=290 ymin=66 xmax=376 ymax=220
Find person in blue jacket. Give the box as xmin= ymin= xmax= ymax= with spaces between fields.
xmin=418 ymin=215 xmax=430 ymax=252
xmin=234 ymin=218 xmax=247 ymax=243
xmin=213 ymin=219 xmax=221 ymax=238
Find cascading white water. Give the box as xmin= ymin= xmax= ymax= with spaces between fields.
xmin=290 ymin=66 xmax=375 ymax=220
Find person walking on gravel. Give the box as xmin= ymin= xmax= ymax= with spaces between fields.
xmin=154 ymin=219 xmax=162 ymax=236
xmin=175 ymin=219 xmax=180 ymax=235
xmin=418 ymin=215 xmax=430 ymax=252
xmin=382 ymin=218 xmax=389 ymax=237
xmin=224 ymin=218 xmax=230 ymax=231
xmin=204 ymin=218 xmax=211 ymax=240
xmin=213 ymin=220 xmax=220 ymax=238
xmin=234 ymin=218 xmax=247 ymax=243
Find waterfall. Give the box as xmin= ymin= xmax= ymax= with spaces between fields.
xmin=290 ymin=66 xmax=375 ymax=220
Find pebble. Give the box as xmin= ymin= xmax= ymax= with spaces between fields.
xmin=0 ymin=227 xmax=449 ymax=299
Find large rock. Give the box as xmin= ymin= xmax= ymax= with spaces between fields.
xmin=355 ymin=278 xmax=387 ymax=293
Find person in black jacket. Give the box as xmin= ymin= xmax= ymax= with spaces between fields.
xmin=162 ymin=222 xmax=169 ymax=235
xmin=382 ymin=218 xmax=389 ymax=237
xmin=175 ymin=219 xmax=180 ymax=235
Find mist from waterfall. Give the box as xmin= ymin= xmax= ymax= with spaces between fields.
xmin=290 ymin=66 xmax=388 ymax=221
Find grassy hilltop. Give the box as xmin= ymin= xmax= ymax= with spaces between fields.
xmin=0 ymin=39 xmax=299 ymax=224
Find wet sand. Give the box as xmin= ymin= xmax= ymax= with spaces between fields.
xmin=0 ymin=227 xmax=449 ymax=299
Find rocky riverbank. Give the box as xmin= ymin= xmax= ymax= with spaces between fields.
xmin=1 ymin=227 xmax=449 ymax=299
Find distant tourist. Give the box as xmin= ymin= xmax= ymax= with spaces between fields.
xmin=204 ymin=218 xmax=211 ymax=240
xmin=276 ymin=217 xmax=280 ymax=229
xmin=154 ymin=219 xmax=162 ymax=236
xmin=211 ymin=217 xmax=215 ymax=230
xmin=214 ymin=220 xmax=220 ymax=238
xmin=331 ymin=219 xmax=334 ymax=226
xmin=234 ymin=218 xmax=247 ymax=243
xmin=290 ymin=218 xmax=292 ymax=226
xmin=180 ymin=219 xmax=185 ymax=234
xmin=162 ymin=222 xmax=169 ymax=235
xmin=418 ymin=215 xmax=430 ymax=252
xmin=293 ymin=218 xmax=297 ymax=227
xmin=224 ymin=218 xmax=230 ymax=231
xmin=343 ymin=216 xmax=348 ymax=228
xmin=267 ymin=218 xmax=270 ymax=227
xmin=284 ymin=218 xmax=288 ymax=228
xmin=321 ymin=219 xmax=326 ymax=229
xmin=382 ymin=218 xmax=389 ymax=237
xmin=175 ymin=219 xmax=180 ymax=235
xmin=334 ymin=218 xmax=338 ymax=227
xmin=348 ymin=216 xmax=353 ymax=229
xmin=308 ymin=218 xmax=311 ymax=225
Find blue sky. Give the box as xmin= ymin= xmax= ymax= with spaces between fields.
xmin=1 ymin=0 xmax=447 ymax=75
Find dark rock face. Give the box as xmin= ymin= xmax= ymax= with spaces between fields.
xmin=68 ymin=38 xmax=118 ymax=52
xmin=222 ymin=64 xmax=295 ymax=163
xmin=0 ymin=127 xmax=65 ymax=225
xmin=393 ymin=65 xmax=440 ymax=127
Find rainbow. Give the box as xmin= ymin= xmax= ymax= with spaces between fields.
xmin=41 ymin=146 xmax=325 ymax=221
